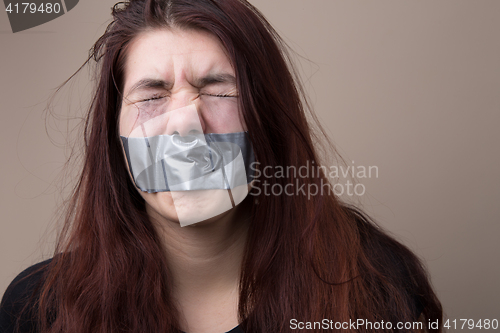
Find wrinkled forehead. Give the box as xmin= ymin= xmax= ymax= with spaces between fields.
xmin=121 ymin=28 xmax=235 ymax=96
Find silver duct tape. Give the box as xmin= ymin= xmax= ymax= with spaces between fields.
xmin=120 ymin=131 xmax=255 ymax=193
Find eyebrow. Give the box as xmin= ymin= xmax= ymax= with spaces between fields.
xmin=126 ymin=73 xmax=237 ymax=96
xmin=193 ymin=73 xmax=236 ymax=87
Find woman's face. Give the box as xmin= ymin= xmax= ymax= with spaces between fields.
xmin=119 ymin=28 xmax=248 ymax=226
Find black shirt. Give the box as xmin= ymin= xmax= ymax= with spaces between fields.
xmin=1 ymin=259 xmax=422 ymax=333
xmin=0 ymin=259 xmax=51 ymax=333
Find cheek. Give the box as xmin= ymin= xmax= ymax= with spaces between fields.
xmin=118 ymin=106 xmax=140 ymax=137
xmin=201 ymin=101 xmax=246 ymax=133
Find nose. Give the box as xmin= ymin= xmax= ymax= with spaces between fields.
xmin=165 ymin=102 xmax=205 ymax=136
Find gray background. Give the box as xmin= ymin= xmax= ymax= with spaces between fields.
xmin=1 ymin=0 xmax=499 ymax=325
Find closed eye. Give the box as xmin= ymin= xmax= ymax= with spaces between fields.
xmin=142 ymin=95 xmax=166 ymax=102
xmin=202 ymin=93 xmax=238 ymax=98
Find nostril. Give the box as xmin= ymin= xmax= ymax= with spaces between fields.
xmin=172 ymin=131 xmax=180 ymax=136
xmin=172 ymin=132 xmax=199 ymax=146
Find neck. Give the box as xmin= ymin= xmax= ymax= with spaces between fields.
xmin=148 ymin=195 xmax=252 ymax=298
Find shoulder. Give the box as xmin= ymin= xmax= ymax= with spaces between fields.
xmin=345 ymin=206 xmax=429 ymax=319
xmin=0 ymin=258 xmax=53 ymax=333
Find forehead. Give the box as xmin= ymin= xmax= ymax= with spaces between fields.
xmin=122 ymin=28 xmax=234 ymax=92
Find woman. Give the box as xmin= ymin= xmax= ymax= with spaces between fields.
xmin=0 ymin=0 xmax=442 ymax=332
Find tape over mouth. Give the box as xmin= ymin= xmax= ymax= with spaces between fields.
xmin=120 ymin=131 xmax=255 ymax=193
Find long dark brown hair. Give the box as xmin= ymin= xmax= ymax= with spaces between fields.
xmin=31 ymin=0 xmax=442 ymax=332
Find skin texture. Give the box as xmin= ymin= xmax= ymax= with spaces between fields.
xmin=119 ymin=28 xmax=252 ymax=333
